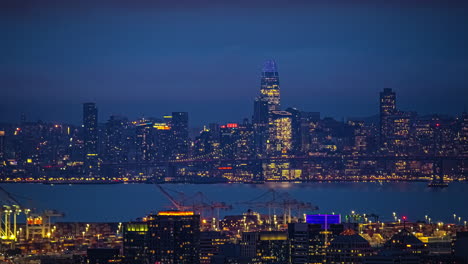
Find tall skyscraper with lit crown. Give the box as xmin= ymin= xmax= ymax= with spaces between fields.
xmin=254 ymin=60 xmax=282 ymax=157
xmin=260 ymin=59 xmax=281 ymax=112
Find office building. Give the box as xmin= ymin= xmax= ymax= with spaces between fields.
xmin=267 ymin=111 xmax=292 ymax=156
xmin=288 ymin=223 xmax=325 ymax=264
xmin=83 ymin=102 xmax=99 ymax=176
xmin=257 ymin=231 xmax=289 ymax=264
xmin=259 ymin=59 xmax=281 ymax=112
xmin=170 ymin=112 xmax=189 ymax=159
xmin=123 ymin=221 xmax=148 ymax=264
xmin=326 ymin=229 xmax=374 ymax=264
xmin=200 ymin=231 xmax=229 ymax=264
xmin=147 ymin=211 xmax=200 ymax=264
xmin=379 ymin=88 xmax=396 ymax=148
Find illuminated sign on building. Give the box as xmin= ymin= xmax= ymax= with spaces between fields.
xmin=158 ymin=211 xmax=195 ymax=216
xmin=306 ymin=214 xmax=341 ymax=229
xmin=153 ymin=123 xmax=171 ymax=130
xmin=220 ymin=123 xmax=239 ymax=129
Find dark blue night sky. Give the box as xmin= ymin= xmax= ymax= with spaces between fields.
xmin=2 ymin=0 xmax=467 ymax=126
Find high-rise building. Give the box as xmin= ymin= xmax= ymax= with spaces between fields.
xmin=153 ymin=120 xmax=173 ymax=161
xmin=253 ymin=60 xmax=282 ymax=158
xmin=200 ymin=231 xmax=229 ymax=264
xmin=147 ymin=211 xmax=200 ymax=264
xmin=104 ymin=115 xmax=130 ymax=164
xmin=260 ymin=60 xmax=281 ymax=112
xmin=288 ymin=223 xmax=325 ymax=264
xmin=0 ymin=130 xmax=5 ymax=160
xmin=170 ymin=112 xmax=189 ymax=159
xmin=285 ymin=107 xmax=302 ymax=154
xmin=299 ymin=112 xmax=321 ymax=154
xmin=459 ymin=112 xmax=468 ymax=155
xmin=379 ymin=88 xmax=396 ymax=148
xmin=240 ymin=232 xmax=259 ymax=259
xmin=388 ymin=111 xmax=413 ymax=153
xmin=134 ymin=118 xmax=155 ymax=162
xmin=83 ymin=102 xmax=99 ymax=176
xmin=267 ymin=111 xmax=292 ymax=156
xmin=256 ymin=231 xmax=289 ymax=264
xmin=123 ymin=221 xmax=148 ymax=264
xmin=253 ymin=98 xmax=269 ymax=157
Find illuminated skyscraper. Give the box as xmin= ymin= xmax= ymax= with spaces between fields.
xmin=170 ymin=112 xmax=189 ymax=159
xmin=267 ymin=111 xmax=292 ymax=156
xmin=285 ymin=107 xmax=302 ymax=154
xmin=200 ymin=231 xmax=229 ymax=264
xmin=288 ymin=223 xmax=325 ymax=264
xmin=379 ymin=88 xmax=396 ymax=148
xmin=253 ymin=60 xmax=282 ymax=158
xmin=134 ymin=118 xmax=154 ymax=162
xmin=460 ymin=112 xmax=468 ymax=155
xmin=253 ymin=98 xmax=269 ymax=157
xmin=83 ymin=102 xmax=99 ymax=175
xmin=123 ymin=222 xmax=148 ymax=264
xmin=147 ymin=211 xmax=200 ymax=264
xmin=260 ymin=60 xmax=281 ymax=112
xmin=104 ymin=115 xmax=129 ymax=164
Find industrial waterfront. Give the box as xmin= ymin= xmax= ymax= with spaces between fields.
xmin=2 ymin=182 xmax=467 ymax=223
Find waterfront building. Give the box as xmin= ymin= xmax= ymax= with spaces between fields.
xmin=379 ymin=88 xmax=396 ymax=149
xmin=170 ymin=112 xmax=189 ymax=159
xmin=134 ymin=118 xmax=155 ymax=162
xmin=267 ymin=111 xmax=292 ymax=157
xmin=253 ymin=98 xmax=269 ymax=157
xmin=83 ymin=102 xmax=99 ymax=176
xmin=104 ymin=115 xmax=130 ymax=164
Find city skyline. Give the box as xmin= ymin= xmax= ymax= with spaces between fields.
xmin=1 ymin=59 xmax=467 ymax=127
xmin=1 ymin=2 xmax=468 ymax=263
xmin=2 ymin=1 xmax=468 ymax=125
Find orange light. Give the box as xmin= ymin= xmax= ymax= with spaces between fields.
xmin=158 ymin=211 xmax=194 ymax=216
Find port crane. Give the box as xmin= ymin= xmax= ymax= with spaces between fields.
xmin=154 ymin=184 xmax=232 ymax=228
xmin=0 ymin=186 xmax=64 ymax=241
xmin=240 ymin=189 xmax=319 ymax=226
